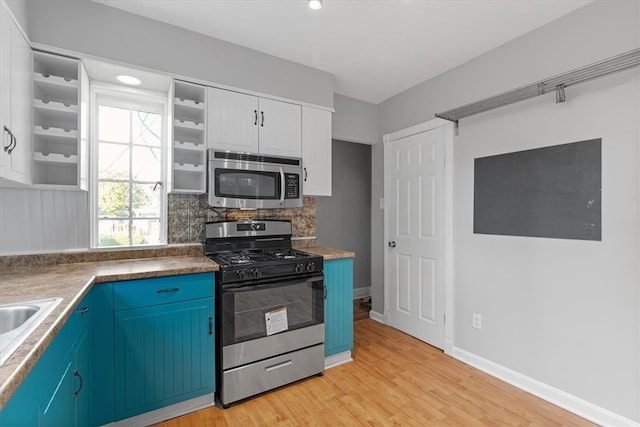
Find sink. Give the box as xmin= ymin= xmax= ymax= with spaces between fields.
xmin=0 ymin=305 xmax=40 ymax=335
xmin=0 ymin=298 xmax=63 ymax=366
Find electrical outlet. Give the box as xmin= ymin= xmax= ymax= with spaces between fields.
xmin=472 ymin=313 xmax=482 ymax=330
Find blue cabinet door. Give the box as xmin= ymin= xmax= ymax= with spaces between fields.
xmin=324 ymin=258 xmax=354 ymax=357
xmin=114 ymin=298 xmax=214 ymax=420
xmin=90 ymin=283 xmax=114 ymax=426
xmin=74 ymin=300 xmax=91 ymax=427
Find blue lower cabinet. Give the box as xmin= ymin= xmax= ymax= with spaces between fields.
xmin=0 ymin=293 xmax=92 ymax=427
xmin=114 ymin=298 xmax=214 ymax=420
xmin=324 ymin=258 xmax=354 ymax=357
xmin=112 ymin=272 xmax=215 ymax=421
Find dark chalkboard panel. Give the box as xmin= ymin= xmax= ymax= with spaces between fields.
xmin=473 ymin=138 xmax=601 ymax=241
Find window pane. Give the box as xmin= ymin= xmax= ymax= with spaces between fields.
xmin=98 ymin=182 xmax=130 ymax=218
xmin=132 ymin=219 xmax=161 ymax=245
xmin=98 ymin=106 xmax=130 ymax=143
xmin=132 ymin=183 xmax=160 ymax=218
xmin=99 ymin=143 xmax=129 ymax=180
xmin=132 ymin=111 xmax=161 ymax=146
xmin=132 ymin=146 xmax=161 ymax=181
xmin=99 ymin=219 xmax=129 ymax=247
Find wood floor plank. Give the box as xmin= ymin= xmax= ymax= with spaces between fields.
xmin=153 ymin=319 xmax=596 ymax=427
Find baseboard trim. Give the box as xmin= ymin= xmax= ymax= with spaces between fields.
xmin=324 ymin=351 xmax=352 ymax=369
xmin=105 ymin=393 xmax=215 ymax=427
xmin=353 ymin=287 xmax=371 ymax=299
xmin=453 ymin=348 xmax=639 ymax=427
xmin=368 ymin=310 xmax=385 ymax=323
xmin=443 ymin=336 xmax=454 ymax=356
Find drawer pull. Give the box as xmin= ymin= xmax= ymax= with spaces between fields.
xmin=78 ymin=307 xmax=89 ymax=316
xmin=265 ymin=360 xmax=292 ymax=372
xmin=156 ymin=287 xmax=180 ymax=294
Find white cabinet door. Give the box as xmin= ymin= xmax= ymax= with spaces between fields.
xmin=301 ymin=106 xmax=331 ymax=196
xmin=0 ymin=4 xmax=31 ymax=186
xmin=207 ymin=87 xmax=259 ymax=153
xmin=258 ymin=98 xmax=301 ymax=157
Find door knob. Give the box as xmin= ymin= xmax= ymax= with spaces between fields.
xmin=388 ymin=241 xmax=397 ymax=248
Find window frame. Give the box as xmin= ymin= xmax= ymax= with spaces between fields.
xmin=89 ymin=82 xmax=169 ymax=249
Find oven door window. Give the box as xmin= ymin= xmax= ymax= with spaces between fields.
xmin=221 ymin=277 xmax=324 ymax=346
xmin=215 ymin=169 xmax=280 ymax=200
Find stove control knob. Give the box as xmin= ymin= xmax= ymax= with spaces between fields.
xmin=236 ymin=270 xmax=246 ymax=280
xmin=306 ymin=262 xmax=315 ymax=272
xmin=251 ymin=269 xmax=261 ymax=279
xmin=295 ymin=263 xmax=305 ymax=273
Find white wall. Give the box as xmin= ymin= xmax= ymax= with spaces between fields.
xmin=455 ymin=68 xmax=639 ymax=421
xmin=26 ymin=0 xmax=334 ymax=108
xmin=332 ymin=94 xmax=378 ymax=144
xmin=376 ymin=0 xmax=640 ymax=422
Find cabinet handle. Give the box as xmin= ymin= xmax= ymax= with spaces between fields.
xmin=208 ymin=316 xmax=213 ymax=335
xmin=3 ymin=126 xmax=14 ymax=153
xmin=324 ymin=284 xmax=327 ymax=300
xmin=156 ymin=287 xmax=180 ymax=293
xmin=8 ymin=133 xmax=16 ymax=154
xmin=73 ymin=370 xmax=83 ymax=398
xmin=304 ymin=167 xmax=308 ymax=182
xmin=254 ymin=110 xmax=258 ymax=126
xmin=260 ymin=111 xmax=264 ymax=127
xmin=78 ymin=307 xmax=89 ymax=316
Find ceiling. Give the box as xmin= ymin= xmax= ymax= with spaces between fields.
xmin=98 ymin=0 xmax=591 ymax=104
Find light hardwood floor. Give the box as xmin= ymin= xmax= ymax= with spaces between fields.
xmin=154 ymin=319 xmax=595 ymax=426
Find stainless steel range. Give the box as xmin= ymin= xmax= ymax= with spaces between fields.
xmin=204 ymin=220 xmax=324 ymax=407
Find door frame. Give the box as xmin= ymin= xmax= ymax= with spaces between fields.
xmin=382 ymin=118 xmax=455 ymax=355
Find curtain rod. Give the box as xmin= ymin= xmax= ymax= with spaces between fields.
xmin=435 ymin=48 xmax=640 ymax=123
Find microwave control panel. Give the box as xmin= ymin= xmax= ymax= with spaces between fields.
xmin=284 ymin=173 xmax=300 ymax=199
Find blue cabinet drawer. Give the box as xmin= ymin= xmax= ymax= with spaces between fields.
xmin=113 ymin=273 xmax=214 ymax=311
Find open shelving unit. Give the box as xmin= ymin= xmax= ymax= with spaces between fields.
xmin=171 ymin=80 xmax=207 ymax=193
xmin=32 ymin=51 xmax=88 ymax=189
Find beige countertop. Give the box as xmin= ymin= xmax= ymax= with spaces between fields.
xmin=303 ymin=247 xmax=355 ymax=260
xmin=0 ymin=244 xmax=352 ymax=409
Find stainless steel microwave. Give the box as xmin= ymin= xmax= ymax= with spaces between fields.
xmin=207 ymin=150 xmax=303 ymax=209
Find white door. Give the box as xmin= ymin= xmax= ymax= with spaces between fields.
xmin=258 ymin=98 xmax=301 ymax=157
xmin=207 ymin=87 xmax=259 ymax=153
xmin=387 ymin=126 xmax=445 ymax=349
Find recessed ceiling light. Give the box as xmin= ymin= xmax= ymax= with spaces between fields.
xmin=308 ymin=0 xmax=323 ymax=10
xmin=116 ymin=74 xmax=141 ymax=85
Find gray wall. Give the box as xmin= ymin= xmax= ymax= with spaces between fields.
xmin=316 ymin=140 xmax=371 ymax=294
xmin=26 ymin=0 xmax=334 ymax=108
xmin=332 ymin=94 xmax=378 ymax=144
xmin=376 ymin=0 xmax=640 ymax=422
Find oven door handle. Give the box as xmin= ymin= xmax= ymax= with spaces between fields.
xmin=222 ymin=275 xmax=323 ymax=293
xmin=279 ymin=167 xmax=285 ymax=204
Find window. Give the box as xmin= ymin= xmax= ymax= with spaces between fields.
xmin=91 ymin=87 xmax=167 ymax=248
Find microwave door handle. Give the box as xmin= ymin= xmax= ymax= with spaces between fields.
xmin=279 ymin=167 xmax=285 ymax=204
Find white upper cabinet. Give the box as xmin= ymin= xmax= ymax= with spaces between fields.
xmin=31 ymin=51 xmax=88 ymax=190
xmin=301 ymin=106 xmax=332 ymax=196
xmin=207 ymin=87 xmax=259 ymax=153
xmin=258 ymin=98 xmax=301 ymax=158
xmin=207 ymin=87 xmax=301 ymax=157
xmin=0 ymin=3 xmax=32 ymax=186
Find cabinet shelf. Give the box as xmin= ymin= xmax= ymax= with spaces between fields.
xmin=173 ymin=162 xmax=205 ymax=173
xmin=174 ymin=140 xmax=205 ymax=152
xmin=34 ymin=125 xmax=78 ymax=139
xmin=34 ymin=152 xmax=78 ymax=165
xmin=174 ymin=118 xmax=204 ymax=131
xmin=33 ymin=72 xmax=77 ymax=88
xmin=171 ymin=80 xmax=207 ymax=194
xmin=175 ymin=97 xmax=205 ymax=111
xmin=33 ymin=98 xmax=78 ymax=114
xmin=31 ymin=51 xmax=87 ymax=190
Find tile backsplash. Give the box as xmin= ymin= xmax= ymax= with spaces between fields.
xmin=168 ymin=194 xmax=317 ymax=247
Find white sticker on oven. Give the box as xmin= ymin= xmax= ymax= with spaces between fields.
xmin=265 ymin=307 xmax=288 ymax=336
